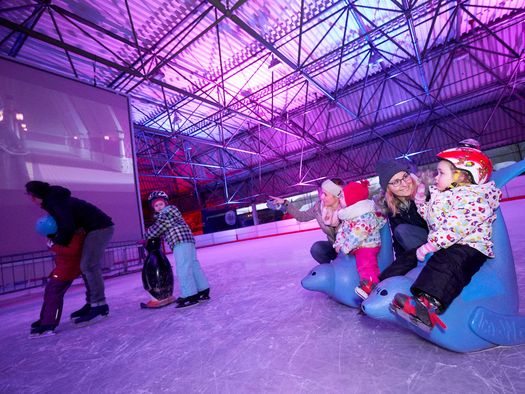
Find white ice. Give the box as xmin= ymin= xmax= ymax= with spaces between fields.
xmin=0 ymin=200 xmax=524 ymax=393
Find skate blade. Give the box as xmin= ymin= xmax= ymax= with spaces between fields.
xmin=354 ymin=288 xmax=369 ymax=301
xmin=74 ymin=314 xmax=109 ymax=328
xmin=29 ymin=331 xmax=56 ymax=339
xmin=390 ymin=304 xmax=432 ymax=333
xmin=175 ymin=301 xmax=199 ymax=309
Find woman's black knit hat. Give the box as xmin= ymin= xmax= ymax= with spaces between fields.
xmin=25 ymin=181 xmax=51 ymax=199
xmin=375 ymin=160 xmax=411 ymax=191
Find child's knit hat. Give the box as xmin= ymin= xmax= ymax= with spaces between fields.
xmin=343 ymin=180 xmax=370 ymax=207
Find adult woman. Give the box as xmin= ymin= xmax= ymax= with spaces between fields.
xmin=269 ymin=178 xmax=344 ymax=264
xmin=375 ymin=160 xmax=429 ymax=258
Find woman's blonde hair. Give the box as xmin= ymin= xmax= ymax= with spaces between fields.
xmin=384 ymin=185 xmax=417 ymax=216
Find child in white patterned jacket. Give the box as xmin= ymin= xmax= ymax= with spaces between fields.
xmin=381 ymin=143 xmax=501 ymax=330
xmin=334 ymin=180 xmax=386 ymax=300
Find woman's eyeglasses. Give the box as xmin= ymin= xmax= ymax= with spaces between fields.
xmin=388 ymin=172 xmax=410 ymax=188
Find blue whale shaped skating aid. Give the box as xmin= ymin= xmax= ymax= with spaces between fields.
xmin=361 ymin=159 xmax=525 ymax=352
xmin=301 ymin=223 xmax=393 ymax=308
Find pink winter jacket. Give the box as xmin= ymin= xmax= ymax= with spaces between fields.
xmin=416 ymin=181 xmax=501 ymax=257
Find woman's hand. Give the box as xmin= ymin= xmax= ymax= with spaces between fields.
xmin=269 ymin=196 xmax=285 ymax=205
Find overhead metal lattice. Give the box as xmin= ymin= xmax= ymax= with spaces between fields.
xmin=1 ymin=0 xmax=524 ymax=210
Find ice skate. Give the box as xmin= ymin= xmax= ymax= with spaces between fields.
xmin=29 ymin=324 xmax=56 ymax=338
xmin=197 ymin=288 xmax=210 ymax=301
xmin=73 ymin=304 xmax=109 ymax=326
xmin=355 ymin=279 xmax=376 ymax=300
xmin=175 ymin=294 xmax=199 ymax=308
xmin=390 ymin=293 xmax=446 ymax=332
xmin=70 ymin=304 xmax=91 ymax=320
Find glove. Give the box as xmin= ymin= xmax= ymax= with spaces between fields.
xmin=46 ymin=239 xmax=54 ymax=248
xmin=416 ymin=242 xmax=437 ymax=262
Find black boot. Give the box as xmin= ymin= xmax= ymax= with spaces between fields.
xmin=70 ymin=304 xmax=91 ymax=320
xmin=175 ymin=294 xmax=199 ymax=308
xmin=73 ymin=304 xmax=109 ymax=325
xmin=31 ymin=319 xmax=41 ymax=329
xmin=30 ymin=324 xmax=56 ymax=337
xmin=197 ymin=288 xmax=210 ymax=301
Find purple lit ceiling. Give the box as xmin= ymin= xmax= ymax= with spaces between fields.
xmin=1 ymin=0 xmax=524 ymax=209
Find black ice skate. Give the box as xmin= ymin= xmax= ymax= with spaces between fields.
xmin=31 ymin=319 xmax=41 ymax=329
xmin=390 ymin=293 xmax=446 ymax=333
xmin=74 ymin=304 xmax=109 ymax=326
xmin=70 ymin=304 xmax=91 ymax=320
xmin=197 ymin=288 xmax=210 ymax=301
xmin=30 ymin=324 xmax=56 ymax=338
xmin=175 ymin=294 xmax=199 ymax=308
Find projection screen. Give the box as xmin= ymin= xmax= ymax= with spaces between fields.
xmin=0 ymin=57 xmax=143 ymax=256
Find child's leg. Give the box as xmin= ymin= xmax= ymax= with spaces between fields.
xmin=378 ymin=248 xmax=419 ymax=281
xmin=40 ymin=277 xmax=73 ymax=326
xmin=188 ymin=244 xmax=209 ymax=291
xmin=411 ymin=244 xmax=486 ymax=311
xmin=354 ymin=247 xmax=381 ymax=283
xmin=172 ymin=242 xmax=198 ymax=298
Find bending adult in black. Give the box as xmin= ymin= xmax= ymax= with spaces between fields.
xmin=26 ymin=181 xmax=114 ymax=324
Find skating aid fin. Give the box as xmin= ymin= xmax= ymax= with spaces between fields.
xmin=469 ymin=307 xmax=525 ymax=346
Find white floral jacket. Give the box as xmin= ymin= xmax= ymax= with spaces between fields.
xmin=334 ymin=200 xmax=387 ymax=254
xmin=416 ymin=181 xmax=501 ymax=257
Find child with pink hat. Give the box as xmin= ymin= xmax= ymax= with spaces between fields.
xmin=333 ymin=180 xmax=387 ymax=299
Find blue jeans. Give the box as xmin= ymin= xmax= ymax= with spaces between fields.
xmin=310 ymin=240 xmax=338 ymax=264
xmin=172 ymin=242 xmax=209 ymax=298
xmin=393 ymin=224 xmax=428 ymax=251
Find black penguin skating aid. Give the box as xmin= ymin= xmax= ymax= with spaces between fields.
xmin=140 ymin=238 xmax=175 ymax=309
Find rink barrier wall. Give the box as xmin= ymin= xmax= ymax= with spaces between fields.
xmin=0 ymin=241 xmax=144 ymax=296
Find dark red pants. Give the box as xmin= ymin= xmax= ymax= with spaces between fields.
xmin=39 ymin=277 xmax=73 ymax=326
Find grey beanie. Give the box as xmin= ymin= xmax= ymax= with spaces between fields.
xmin=375 ymin=160 xmax=411 ymax=191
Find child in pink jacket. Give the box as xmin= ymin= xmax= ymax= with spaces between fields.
xmin=333 ymin=180 xmax=386 ymax=299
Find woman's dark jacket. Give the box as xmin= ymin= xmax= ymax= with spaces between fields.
xmin=41 ymin=186 xmax=113 ymax=246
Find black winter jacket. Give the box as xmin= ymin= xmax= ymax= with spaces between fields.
xmin=388 ymin=200 xmax=428 ymax=257
xmin=41 ymin=186 xmax=113 ymax=246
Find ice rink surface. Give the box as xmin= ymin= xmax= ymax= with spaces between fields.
xmin=1 ymin=200 xmax=524 ymax=394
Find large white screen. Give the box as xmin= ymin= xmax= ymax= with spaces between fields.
xmin=0 ymin=58 xmax=143 ymax=256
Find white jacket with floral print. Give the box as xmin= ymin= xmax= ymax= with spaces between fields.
xmin=334 ymin=200 xmax=387 ymax=254
xmin=416 ymin=181 xmax=501 ymax=257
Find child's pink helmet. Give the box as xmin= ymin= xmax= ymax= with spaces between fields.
xmin=436 ymin=147 xmax=493 ymax=185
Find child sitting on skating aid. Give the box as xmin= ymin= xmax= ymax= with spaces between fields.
xmin=381 ymin=143 xmax=501 ymax=331
xmin=145 ymin=191 xmax=210 ymax=308
xmin=333 ymin=180 xmax=386 ymax=300
xmin=31 ymin=230 xmax=85 ymax=337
